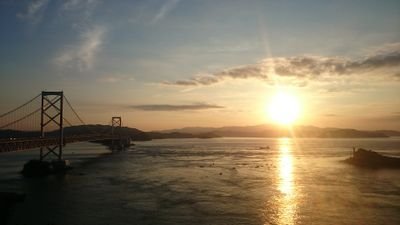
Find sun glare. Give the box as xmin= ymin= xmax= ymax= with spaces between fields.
xmin=268 ymin=91 xmax=300 ymax=126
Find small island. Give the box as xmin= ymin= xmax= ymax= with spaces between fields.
xmin=344 ymin=148 xmax=400 ymax=169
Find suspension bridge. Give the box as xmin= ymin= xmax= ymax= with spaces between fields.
xmin=0 ymin=91 xmax=131 ymax=167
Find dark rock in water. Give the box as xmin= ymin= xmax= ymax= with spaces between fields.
xmin=344 ymin=148 xmax=400 ymax=169
xmin=22 ymin=160 xmax=72 ymax=177
xmin=0 ymin=192 xmax=25 ymax=225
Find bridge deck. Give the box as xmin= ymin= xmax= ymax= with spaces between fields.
xmin=0 ymin=135 xmax=115 ymax=153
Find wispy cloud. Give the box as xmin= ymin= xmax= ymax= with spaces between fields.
xmin=152 ymin=0 xmax=180 ymax=23
xmin=55 ymin=26 xmax=106 ymax=70
xmin=324 ymin=114 xmax=339 ymax=117
xmin=17 ymin=0 xmax=50 ymax=24
xmin=369 ymin=114 xmax=400 ymax=122
xmin=131 ymin=103 xmax=224 ymax=111
xmin=97 ymin=74 xmax=135 ymax=83
xmin=164 ymin=65 xmax=265 ymax=86
xmin=164 ymin=43 xmax=400 ymax=87
xmin=62 ymin=0 xmax=98 ymax=11
xmin=61 ymin=0 xmax=99 ymax=26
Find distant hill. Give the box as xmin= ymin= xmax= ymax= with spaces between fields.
xmin=0 ymin=125 xmax=198 ymax=141
xmin=158 ymin=127 xmax=216 ymax=134
xmin=146 ymin=131 xmax=195 ymax=139
xmin=1 ymin=124 xmax=399 ymax=141
xmin=375 ymin=130 xmax=400 ymax=137
xmin=156 ymin=124 xmax=400 ymax=138
xmin=0 ymin=125 xmax=153 ymax=141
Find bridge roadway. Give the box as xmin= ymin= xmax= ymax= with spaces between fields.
xmin=0 ymin=135 xmax=115 ymax=153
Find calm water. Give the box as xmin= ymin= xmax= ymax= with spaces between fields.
xmin=1 ymin=138 xmax=400 ymax=225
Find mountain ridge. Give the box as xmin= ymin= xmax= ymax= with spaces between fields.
xmin=155 ymin=124 xmax=400 ymax=138
xmin=1 ymin=124 xmax=399 ymax=142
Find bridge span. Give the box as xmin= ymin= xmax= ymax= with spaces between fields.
xmin=0 ymin=91 xmax=131 ymax=165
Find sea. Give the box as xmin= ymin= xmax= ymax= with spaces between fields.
xmin=1 ymin=137 xmax=400 ymax=225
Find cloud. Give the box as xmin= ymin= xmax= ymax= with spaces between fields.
xmin=324 ymin=114 xmax=339 ymax=117
xmin=165 ymin=43 xmax=400 ymax=86
xmin=97 ymin=74 xmax=135 ymax=83
xmin=61 ymin=0 xmax=99 ymax=25
xmin=131 ymin=103 xmax=224 ymax=111
xmin=55 ymin=26 xmax=106 ymax=70
xmin=17 ymin=0 xmax=50 ymax=24
xmin=153 ymin=0 xmax=180 ymax=23
xmin=62 ymin=0 xmax=98 ymax=11
xmin=369 ymin=114 xmax=400 ymax=122
xmin=163 ymin=64 xmax=266 ymax=86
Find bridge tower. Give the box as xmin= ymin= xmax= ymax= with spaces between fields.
xmin=111 ymin=116 xmax=122 ymax=150
xmin=40 ymin=91 xmax=64 ymax=161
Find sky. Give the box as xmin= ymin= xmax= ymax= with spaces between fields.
xmin=0 ymin=0 xmax=399 ymax=131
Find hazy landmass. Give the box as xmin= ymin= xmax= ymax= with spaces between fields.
xmin=157 ymin=124 xmax=400 ymax=138
xmin=375 ymin=130 xmax=400 ymax=137
xmin=1 ymin=124 xmax=398 ymax=142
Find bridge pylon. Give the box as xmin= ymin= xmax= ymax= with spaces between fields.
xmin=39 ymin=91 xmax=64 ymax=161
xmin=111 ymin=116 xmax=122 ymax=150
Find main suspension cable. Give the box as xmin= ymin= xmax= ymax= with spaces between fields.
xmin=0 ymin=93 xmax=41 ymax=118
xmin=64 ymin=96 xmax=86 ymax=125
xmin=0 ymin=108 xmax=41 ymax=129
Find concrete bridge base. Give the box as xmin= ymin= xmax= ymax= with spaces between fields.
xmin=21 ymin=159 xmax=72 ymax=177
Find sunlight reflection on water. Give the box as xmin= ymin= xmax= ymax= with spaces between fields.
xmin=2 ymin=138 xmax=400 ymax=225
xmin=277 ymin=138 xmax=297 ymax=225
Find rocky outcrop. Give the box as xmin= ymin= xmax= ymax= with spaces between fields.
xmin=344 ymin=148 xmax=400 ymax=169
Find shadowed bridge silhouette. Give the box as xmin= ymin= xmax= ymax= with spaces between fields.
xmin=0 ymin=91 xmax=131 ymax=161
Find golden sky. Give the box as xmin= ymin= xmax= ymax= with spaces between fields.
xmin=0 ymin=0 xmax=399 ymax=131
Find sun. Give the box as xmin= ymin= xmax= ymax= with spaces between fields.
xmin=267 ymin=91 xmax=300 ymax=125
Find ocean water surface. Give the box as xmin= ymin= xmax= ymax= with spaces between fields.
xmin=1 ymin=137 xmax=400 ymax=225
